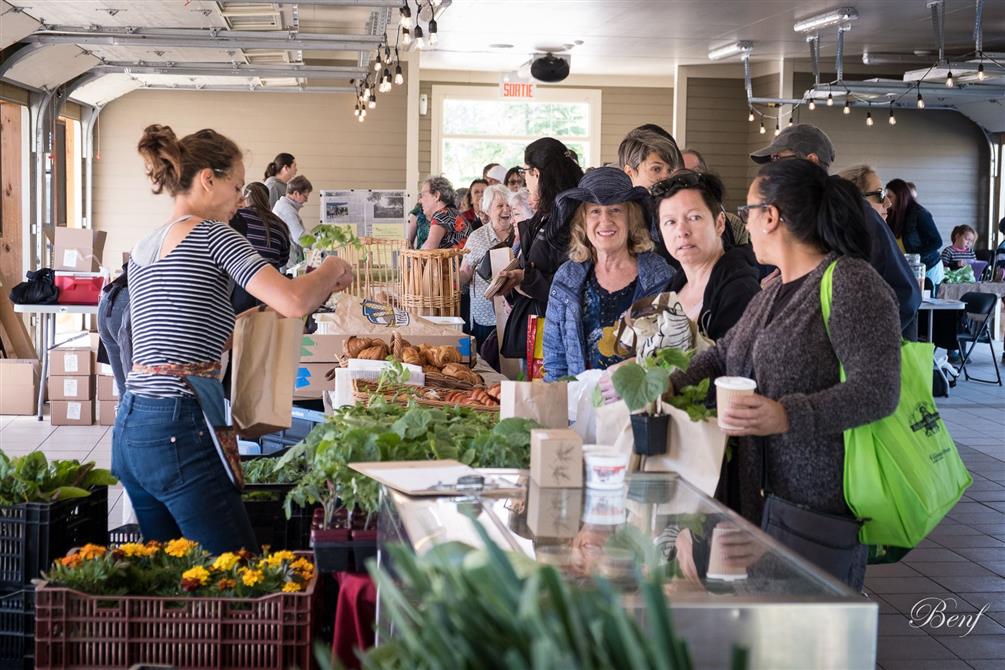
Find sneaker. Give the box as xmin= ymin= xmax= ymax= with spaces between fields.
xmin=948 ymin=350 xmax=963 ymax=365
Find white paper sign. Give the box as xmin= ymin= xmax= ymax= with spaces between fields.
xmin=63 ymin=353 xmax=79 ymax=373
xmin=64 ymin=378 xmax=79 ymax=397
xmin=63 ymin=249 xmax=79 ymax=267
xmin=67 ymin=402 xmax=82 ymax=420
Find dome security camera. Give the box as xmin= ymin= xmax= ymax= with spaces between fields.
xmin=530 ymin=53 xmax=571 ymax=83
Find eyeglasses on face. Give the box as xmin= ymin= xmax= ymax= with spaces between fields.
xmin=862 ymin=188 xmax=887 ymax=203
xmin=736 ymin=203 xmax=772 ymax=223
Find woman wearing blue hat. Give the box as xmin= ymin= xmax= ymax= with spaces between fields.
xmin=542 ymin=167 xmax=673 ymax=380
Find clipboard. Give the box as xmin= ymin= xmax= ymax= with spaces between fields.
xmin=349 ymin=460 xmax=525 ymax=496
xmin=482 ymin=257 xmax=521 ymax=300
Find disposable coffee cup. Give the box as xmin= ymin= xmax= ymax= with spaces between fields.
xmin=714 ymin=376 xmax=757 ymax=430
xmin=706 ymin=525 xmax=749 ymax=582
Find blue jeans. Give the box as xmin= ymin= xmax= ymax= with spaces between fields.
xmin=112 ymin=392 xmax=257 ymax=554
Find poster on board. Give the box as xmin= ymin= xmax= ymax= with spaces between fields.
xmin=319 ymin=189 xmax=408 ymax=239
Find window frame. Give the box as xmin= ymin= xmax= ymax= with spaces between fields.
xmin=430 ymin=84 xmax=602 ymax=180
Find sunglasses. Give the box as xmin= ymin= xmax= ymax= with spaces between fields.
xmin=649 ymin=170 xmax=709 ymax=199
xmin=736 ymin=203 xmax=772 ymax=223
xmin=863 ymin=188 xmax=887 ymax=202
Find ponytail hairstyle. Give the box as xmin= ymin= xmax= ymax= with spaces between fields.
xmin=242 ymin=181 xmax=287 ymax=247
xmin=137 ymin=125 xmax=242 ymax=196
xmin=524 ymin=137 xmax=584 ymax=219
xmin=884 ymin=178 xmax=916 ymax=239
xmin=264 ymin=152 xmax=295 ymax=180
xmin=754 ymin=158 xmax=870 ymax=260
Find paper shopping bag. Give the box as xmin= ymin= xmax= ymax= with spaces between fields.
xmin=593 ymin=400 xmax=643 ymax=472
xmin=642 ymin=402 xmax=726 ymax=496
xmin=230 ymin=308 xmax=304 ymax=438
xmin=500 ymin=380 xmax=568 ymax=429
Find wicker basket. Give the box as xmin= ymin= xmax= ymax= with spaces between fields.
xmin=399 ymin=248 xmax=468 ymax=317
xmin=351 ymin=379 xmax=498 ymax=413
xmin=324 ymin=238 xmax=405 ymax=307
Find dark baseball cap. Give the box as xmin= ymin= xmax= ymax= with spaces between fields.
xmin=750 ymin=124 xmax=836 ymax=167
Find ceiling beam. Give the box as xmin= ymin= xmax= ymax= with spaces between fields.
xmin=219 ymin=0 xmax=401 ymax=5
xmin=93 ymin=62 xmax=367 ymax=78
xmin=127 ymin=84 xmax=356 ymax=93
xmin=28 ymin=26 xmax=384 ymax=52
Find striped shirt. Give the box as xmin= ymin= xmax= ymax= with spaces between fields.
xmin=940 ymin=245 xmax=975 ymax=267
xmin=127 ymin=220 xmax=269 ymax=397
xmin=232 ymin=207 xmax=290 ymax=270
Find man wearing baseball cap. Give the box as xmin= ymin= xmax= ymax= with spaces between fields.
xmin=751 ymin=124 xmax=920 ymax=337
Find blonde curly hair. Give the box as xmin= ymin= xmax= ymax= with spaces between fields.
xmin=567 ymin=200 xmax=653 ymax=263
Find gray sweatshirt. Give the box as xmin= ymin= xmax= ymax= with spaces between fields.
xmin=671 ymin=253 xmax=901 ymax=523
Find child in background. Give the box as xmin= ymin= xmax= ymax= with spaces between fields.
xmin=941 ymin=224 xmax=978 ymax=269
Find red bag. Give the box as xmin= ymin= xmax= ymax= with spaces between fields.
xmin=526 ymin=316 xmax=545 ymax=380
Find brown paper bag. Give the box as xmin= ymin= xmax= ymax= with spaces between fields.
xmin=230 ymin=309 xmax=304 ymax=438
xmin=500 ymin=380 xmax=568 ymax=428
xmin=643 ymin=401 xmax=727 ymax=496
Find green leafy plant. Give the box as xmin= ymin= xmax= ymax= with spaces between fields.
xmin=360 ymin=518 xmax=749 ymax=670
xmin=299 ymin=224 xmax=363 ymax=252
xmin=667 ymin=378 xmax=717 ymax=422
xmin=0 ymin=451 xmax=116 ymax=505
xmin=375 ymin=356 xmax=412 ymax=395
xmin=610 ymin=347 xmax=698 ymax=416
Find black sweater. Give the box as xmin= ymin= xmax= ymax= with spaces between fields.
xmin=664 ymin=245 xmax=761 ymax=341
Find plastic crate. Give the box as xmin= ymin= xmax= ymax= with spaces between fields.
xmin=0 ymin=587 xmax=34 ymax=670
xmin=108 ymin=524 xmax=143 ymax=546
xmin=34 ymin=572 xmax=317 ymax=670
xmin=243 ymin=485 xmax=315 ymax=551
xmin=0 ymin=487 xmax=109 ymax=590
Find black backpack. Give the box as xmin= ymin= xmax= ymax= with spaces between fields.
xmin=9 ymin=268 xmax=59 ymax=305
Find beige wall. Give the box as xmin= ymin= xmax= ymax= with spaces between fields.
xmin=92 ymin=87 xmax=407 ymax=263
xmin=684 ymin=77 xmax=750 ymax=211
xmin=418 ymin=81 xmax=673 ymax=181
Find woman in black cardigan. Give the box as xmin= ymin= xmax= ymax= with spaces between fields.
xmin=886 ymin=178 xmax=944 ymax=285
xmin=653 ymin=170 xmax=760 ymax=340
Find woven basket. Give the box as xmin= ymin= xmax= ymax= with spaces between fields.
xmin=399 ymin=248 xmax=469 ymax=317
xmin=326 ymin=238 xmax=405 ymax=307
xmin=351 ymin=379 xmax=498 ymax=413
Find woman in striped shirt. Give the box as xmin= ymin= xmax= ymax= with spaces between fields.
xmin=115 ymin=125 xmax=352 ymax=553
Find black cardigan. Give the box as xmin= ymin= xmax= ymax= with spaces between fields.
xmin=665 ymin=245 xmax=761 ymax=341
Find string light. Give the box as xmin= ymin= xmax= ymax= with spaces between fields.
xmin=774 ymin=119 xmax=781 ymax=136
xmin=374 ymin=54 xmax=382 ymax=71
xmin=887 ymin=102 xmax=896 ymax=125
xmin=759 ymin=120 xmax=766 ymax=134
xmin=395 ymin=63 xmax=404 ymax=85
xmin=945 ymin=69 xmax=954 ymax=87
xmin=748 ymin=108 xmax=755 ymax=122
xmin=808 ymin=98 xmax=816 ymax=111
xmin=843 ymin=98 xmax=851 ymax=115
xmin=428 ymin=18 xmax=438 ymax=46
xmin=402 ymin=27 xmax=411 ymax=45
xmin=977 ymin=62 xmax=985 ymax=81
xmin=369 ymin=95 xmax=377 ymax=110
xmin=399 ymin=2 xmax=412 ymax=29
xmin=916 ymin=89 xmax=925 ymax=109
xmin=414 ymin=24 xmax=425 ymax=49
xmin=826 ymin=92 xmax=834 ymax=106
xmin=788 ymin=117 xmax=794 ymax=127
xmin=865 ymin=109 xmax=873 ymax=126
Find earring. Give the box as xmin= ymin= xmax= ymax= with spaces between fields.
xmin=762 ymin=229 xmax=768 ymax=234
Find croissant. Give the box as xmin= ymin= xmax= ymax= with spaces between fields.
xmin=441 ymin=363 xmax=480 ymax=385
xmin=401 ymin=347 xmax=424 ymax=366
xmin=345 ymin=336 xmax=372 ymax=358
xmin=428 ymin=346 xmax=461 ymax=368
xmin=422 ymin=365 xmax=440 ymax=375
xmin=358 ymin=343 xmax=389 ymax=360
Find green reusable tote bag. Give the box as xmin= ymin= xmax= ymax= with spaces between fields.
xmin=820 ymin=260 xmax=972 ymax=548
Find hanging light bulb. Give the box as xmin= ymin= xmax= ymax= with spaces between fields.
xmin=788 ymin=117 xmax=794 ymax=127
xmin=977 ymin=62 xmax=985 ymax=81
xmin=361 ymin=108 xmax=367 ymax=119
xmin=843 ymin=99 xmax=851 ymax=115
xmin=402 ymin=27 xmax=412 ymax=46
xmin=363 ymin=85 xmax=371 ymax=99
xmin=399 ymin=2 xmax=412 ymax=29
xmin=916 ymin=90 xmax=925 ymax=109
xmin=888 ymin=104 xmax=896 ymax=125
xmin=354 ymin=107 xmax=360 ymax=117
xmin=382 ymin=68 xmax=392 ymax=91
xmin=747 ymin=108 xmax=755 ymax=122
xmin=808 ymin=98 xmax=816 ymax=111
xmin=414 ymin=25 xmax=425 ymax=49
xmin=826 ymin=92 xmax=834 ymax=106
xmin=374 ymin=55 xmax=382 ymax=72
xmin=428 ymin=19 xmax=438 ymax=46
xmin=774 ymin=119 xmax=781 ymax=136
xmin=759 ymin=120 xmax=766 ymax=135
xmin=369 ymin=96 xmax=377 ymax=109
xmin=865 ymin=111 xmax=873 ymax=126
xmin=945 ymin=70 xmax=954 ymax=87
xmin=394 ymin=63 xmax=404 ymax=85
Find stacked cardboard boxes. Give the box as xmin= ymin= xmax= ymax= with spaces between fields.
xmin=96 ymin=364 xmax=120 ymax=426
xmin=48 ymin=345 xmax=95 ymax=426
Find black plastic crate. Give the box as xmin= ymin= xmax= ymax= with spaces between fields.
xmin=243 ymin=484 xmax=315 ymax=551
xmin=0 ymin=587 xmax=35 ymax=670
xmin=0 ymin=487 xmax=109 ymax=591
xmin=109 ymin=523 xmax=143 ymax=546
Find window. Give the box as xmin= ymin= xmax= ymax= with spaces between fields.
xmin=431 ymin=85 xmax=601 ymax=188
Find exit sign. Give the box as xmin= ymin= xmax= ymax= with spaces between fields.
xmin=500 ymin=81 xmax=535 ymax=99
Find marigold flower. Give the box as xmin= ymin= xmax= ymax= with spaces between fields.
xmin=290 ymin=557 xmax=315 ymax=574
xmin=78 ymin=544 xmax=107 ymax=560
xmin=59 ymin=554 xmax=83 ymax=568
xmin=181 ymin=566 xmax=210 ymax=586
xmin=117 ymin=543 xmax=153 ymax=559
xmin=263 ymin=550 xmax=296 ymax=568
xmin=165 ymin=538 xmax=199 ymax=558
xmin=240 ymin=568 xmax=264 ymax=587
xmin=212 ymin=552 xmax=240 ymax=572
xmin=282 ymin=581 xmax=302 ymax=593
xmin=216 ymin=578 xmax=237 ymax=590
xmin=180 ymin=578 xmax=202 ymax=592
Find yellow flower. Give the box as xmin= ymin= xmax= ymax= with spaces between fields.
xmin=165 ymin=538 xmax=199 ymax=558
xmin=78 ymin=544 xmax=107 ymax=560
xmin=240 ymin=568 xmax=264 ymax=587
xmin=290 ymin=557 xmax=315 ymax=575
xmin=263 ymin=550 xmax=296 ymax=568
xmin=212 ymin=552 xmax=240 ymax=572
xmin=181 ymin=566 xmax=211 ymax=586
xmin=282 ymin=581 xmax=302 ymax=593
xmin=117 ymin=542 xmax=157 ymax=559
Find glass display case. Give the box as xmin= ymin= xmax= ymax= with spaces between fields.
xmin=375 ymin=471 xmax=877 ymax=669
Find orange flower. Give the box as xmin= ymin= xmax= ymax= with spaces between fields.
xmin=78 ymin=544 xmax=107 ymax=560
xmin=216 ymin=578 xmax=237 ymax=590
xmin=59 ymin=554 xmax=83 ymax=569
xmin=165 ymin=538 xmax=199 ymax=558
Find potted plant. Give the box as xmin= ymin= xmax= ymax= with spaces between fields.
xmin=611 ymin=348 xmax=692 ymax=456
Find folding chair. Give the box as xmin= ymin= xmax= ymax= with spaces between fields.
xmin=956 ymin=292 xmax=1003 ymax=386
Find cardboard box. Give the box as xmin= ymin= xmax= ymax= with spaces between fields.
xmin=0 ymin=359 xmax=40 ymax=415
xmin=97 ymin=400 xmax=119 ymax=426
xmin=98 ymin=363 xmax=115 ymax=377
xmin=49 ymin=227 xmax=107 ymax=272
xmin=51 ymin=400 xmax=94 ymax=426
xmin=49 ymin=346 xmax=96 ymax=376
xmin=299 ymin=332 xmax=475 ymax=365
xmin=530 ymin=429 xmax=583 ymax=488
xmin=96 ymin=375 xmax=120 ymax=401
xmin=293 ymin=362 xmax=337 ymax=399
xmin=527 ymin=483 xmax=583 ymax=539
xmin=47 ymin=375 xmax=94 ymax=401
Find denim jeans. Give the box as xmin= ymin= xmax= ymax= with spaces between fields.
xmin=112 ymin=392 xmax=257 ymax=554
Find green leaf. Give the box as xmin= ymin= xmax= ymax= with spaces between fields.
xmin=611 ymin=363 xmax=669 ymax=413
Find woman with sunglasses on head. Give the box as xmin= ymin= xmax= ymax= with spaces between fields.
xmin=838 ymin=165 xmax=891 ymax=221
xmin=666 ymin=159 xmax=901 ymax=588
xmin=652 ymin=170 xmax=761 ymax=341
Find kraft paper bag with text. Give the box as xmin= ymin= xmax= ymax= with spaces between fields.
xmin=500 ymin=380 xmax=569 ymax=429
xmin=643 ymin=401 xmax=727 ymax=496
xmin=231 ymin=309 xmax=304 ymax=438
